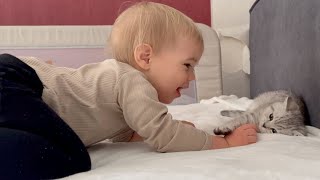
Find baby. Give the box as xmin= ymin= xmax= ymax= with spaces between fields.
xmin=0 ymin=2 xmax=257 ymax=179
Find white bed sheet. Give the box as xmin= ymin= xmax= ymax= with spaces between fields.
xmin=63 ymin=96 xmax=320 ymax=180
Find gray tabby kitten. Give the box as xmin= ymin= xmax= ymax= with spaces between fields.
xmin=213 ymin=90 xmax=307 ymax=136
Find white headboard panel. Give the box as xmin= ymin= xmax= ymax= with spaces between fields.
xmin=0 ymin=23 xmax=222 ymax=102
xmin=195 ymin=24 xmax=222 ymax=101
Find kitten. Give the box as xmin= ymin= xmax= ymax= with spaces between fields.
xmin=213 ymin=90 xmax=308 ymax=136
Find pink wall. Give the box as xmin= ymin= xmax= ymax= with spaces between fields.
xmin=0 ymin=0 xmax=211 ymax=26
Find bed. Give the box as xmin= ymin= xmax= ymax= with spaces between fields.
xmin=1 ymin=0 xmax=320 ymax=179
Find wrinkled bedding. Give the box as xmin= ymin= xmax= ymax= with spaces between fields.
xmin=63 ymin=96 xmax=320 ymax=180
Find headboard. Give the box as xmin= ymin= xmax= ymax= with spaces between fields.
xmin=0 ymin=24 xmax=222 ymax=103
xmin=250 ymin=0 xmax=320 ymax=128
xmin=0 ymin=0 xmax=220 ymax=104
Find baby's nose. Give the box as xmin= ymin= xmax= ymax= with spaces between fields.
xmin=188 ymin=70 xmax=195 ymax=81
xmin=181 ymin=82 xmax=189 ymax=89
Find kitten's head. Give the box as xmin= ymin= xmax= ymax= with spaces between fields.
xmin=258 ymin=96 xmax=307 ymax=136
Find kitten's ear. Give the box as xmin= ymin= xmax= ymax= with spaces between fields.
xmin=285 ymin=97 xmax=299 ymax=111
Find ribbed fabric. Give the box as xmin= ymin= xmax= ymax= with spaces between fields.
xmin=19 ymin=57 xmax=212 ymax=152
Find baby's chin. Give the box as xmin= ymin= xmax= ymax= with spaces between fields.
xmin=160 ymin=99 xmax=174 ymax=104
xmin=159 ymin=96 xmax=176 ymax=104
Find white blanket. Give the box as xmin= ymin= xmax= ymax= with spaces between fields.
xmin=63 ymin=96 xmax=320 ymax=180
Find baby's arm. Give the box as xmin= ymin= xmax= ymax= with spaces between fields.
xmin=129 ymin=121 xmax=195 ymax=142
xmin=129 ymin=123 xmax=257 ymax=149
xmin=211 ymin=124 xmax=258 ymax=149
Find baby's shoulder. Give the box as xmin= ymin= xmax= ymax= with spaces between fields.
xmin=106 ymin=60 xmax=147 ymax=81
xmin=102 ymin=59 xmax=139 ymax=74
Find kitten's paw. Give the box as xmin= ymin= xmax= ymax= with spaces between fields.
xmin=213 ymin=127 xmax=232 ymax=135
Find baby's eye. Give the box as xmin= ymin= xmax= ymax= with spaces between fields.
xmin=184 ymin=63 xmax=192 ymax=68
xmin=269 ymin=113 xmax=273 ymax=121
xmin=271 ymin=128 xmax=277 ymax=133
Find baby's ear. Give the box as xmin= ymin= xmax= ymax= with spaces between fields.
xmin=285 ymin=97 xmax=299 ymax=111
xmin=134 ymin=44 xmax=153 ymax=70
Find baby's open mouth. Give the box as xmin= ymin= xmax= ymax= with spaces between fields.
xmin=176 ymin=88 xmax=182 ymax=96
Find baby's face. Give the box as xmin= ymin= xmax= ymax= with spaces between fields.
xmin=146 ymin=36 xmax=203 ymax=104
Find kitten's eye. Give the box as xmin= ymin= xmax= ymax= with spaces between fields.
xmin=271 ymin=128 xmax=277 ymax=133
xmin=269 ymin=113 xmax=273 ymax=121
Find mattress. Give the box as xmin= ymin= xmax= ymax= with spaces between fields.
xmin=62 ymin=95 xmax=320 ymax=180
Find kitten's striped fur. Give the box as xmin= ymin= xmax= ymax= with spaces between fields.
xmin=214 ymin=90 xmax=307 ymax=136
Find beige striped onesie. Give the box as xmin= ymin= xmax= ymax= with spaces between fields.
xmin=19 ymin=57 xmax=213 ymax=152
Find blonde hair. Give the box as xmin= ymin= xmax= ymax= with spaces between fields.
xmin=109 ymin=1 xmax=204 ymax=65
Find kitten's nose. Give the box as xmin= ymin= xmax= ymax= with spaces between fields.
xmin=262 ymin=123 xmax=266 ymax=128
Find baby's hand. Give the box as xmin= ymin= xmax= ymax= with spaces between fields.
xmin=45 ymin=60 xmax=54 ymax=64
xmin=129 ymin=132 xmax=144 ymax=142
xmin=225 ymin=124 xmax=258 ymax=147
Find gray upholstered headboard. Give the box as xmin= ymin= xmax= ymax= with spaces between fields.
xmin=250 ymin=0 xmax=320 ymax=128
